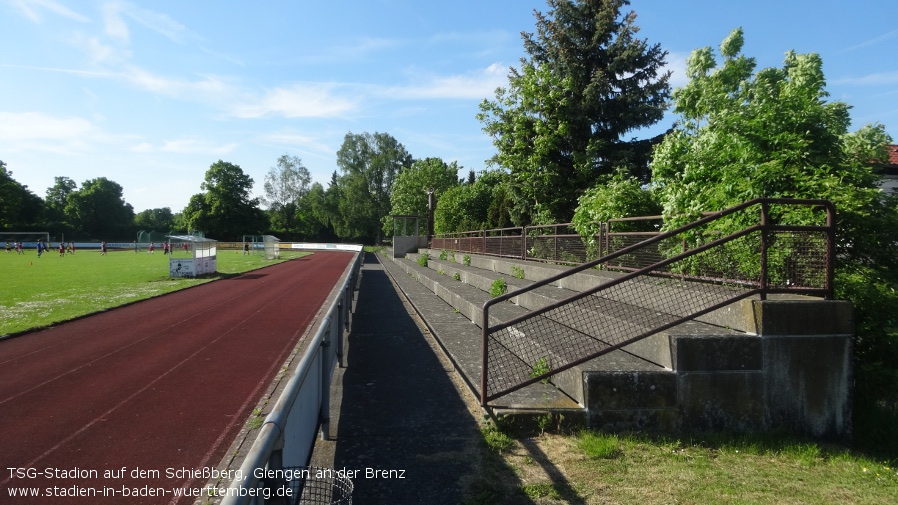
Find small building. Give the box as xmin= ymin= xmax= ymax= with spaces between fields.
xmin=166 ymin=235 xmax=218 ymax=277
xmin=880 ymin=144 xmax=898 ymax=194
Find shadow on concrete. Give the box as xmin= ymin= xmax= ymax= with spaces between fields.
xmin=311 ymin=252 xmax=534 ymax=504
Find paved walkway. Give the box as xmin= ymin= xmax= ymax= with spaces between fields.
xmin=310 ymin=252 xmax=487 ymax=504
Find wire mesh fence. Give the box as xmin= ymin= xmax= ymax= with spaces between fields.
xmin=479 ymin=198 xmax=835 ymax=404
xmin=285 ymin=467 xmax=353 ymax=505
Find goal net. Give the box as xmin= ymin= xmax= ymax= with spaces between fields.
xmin=242 ymin=235 xmax=280 ymax=260
xmin=0 ymin=231 xmax=50 ymax=248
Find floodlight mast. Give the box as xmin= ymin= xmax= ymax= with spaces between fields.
xmin=426 ymin=187 xmax=435 ymax=241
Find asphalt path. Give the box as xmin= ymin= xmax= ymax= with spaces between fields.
xmin=0 ymin=251 xmax=353 ymax=504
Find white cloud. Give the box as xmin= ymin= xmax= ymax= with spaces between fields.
xmin=231 ymin=84 xmax=358 ymax=119
xmin=0 ymin=111 xmax=93 ymax=141
xmin=121 ymin=3 xmax=192 ymax=43
xmin=156 ymin=137 xmax=237 ymax=155
xmin=841 ymin=29 xmax=898 ymax=53
xmin=389 ymin=63 xmax=508 ymax=100
xmin=834 ymin=71 xmax=898 ymax=87
xmin=129 ymin=137 xmax=237 ymax=155
xmin=9 ymin=0 xmax=90 ymax=23
xmin=0 ymin=111 xmax=101 ymax=156
xmin=665 ymin=51 xmax=690 ymax=89
xmin=99 ymin=0 xmax=194 ymax=44
xmin=69 ymin=33 xmax=132 ymax=65
xmin=102 ymin=1 xmax=130 ymax=42
xmin=261 ymin=131 xmax=335 ymax=155
xmin=119 ymin=66 xmax=236 ymax=102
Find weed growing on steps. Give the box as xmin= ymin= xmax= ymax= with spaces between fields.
xmin=453 ymin=272 xmax=461 ymax=281
xmin=439 ymin=249 xmax=449 ymax=260
xmin=530 ymin=356 xmax=551 ymax=383
xmin=490 ymin=278 xmax=507 ymax=298
xmin=511 ymin=265 xmax=525 ymax=279
xmin=417 ymin=252 xmax=429 ymax=267
xmin=463 ymin=254 xmax=471 ymax=266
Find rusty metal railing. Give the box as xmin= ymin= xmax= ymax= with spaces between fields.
xmin=479 ymin=198 xmax=835 ymax=406
xmin=432 ymin=223 xmax=603 ymax=265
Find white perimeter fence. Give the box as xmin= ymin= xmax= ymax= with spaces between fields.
xmin=220 ymin=246 xmax=363 ymax=505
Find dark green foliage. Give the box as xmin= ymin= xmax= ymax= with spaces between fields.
xmin=478 ymin=0 xmax=671 ymax=223
xmin=134 ymin=207 xmax=174 ymax=232
xmin=64 ymin=177 xmax=135 ymax=240
xmin=0 ymin=161 xmax=44 ymax=230
xmin=182 ymin=160 xmax=267 ymax=241
xmin=387 ymin=157 xmax=460 ymax=236
xmin=335 ymin=132 xmax=413 ymax=242
xmin=651 ymin=28 xmax=898 ymax=433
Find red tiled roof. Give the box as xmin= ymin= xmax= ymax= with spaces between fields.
xmin=889 ymin=144 xmax=898 ymax=166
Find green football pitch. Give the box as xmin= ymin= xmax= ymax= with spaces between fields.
xmin=0 ymin=248 xmax=311 ymax=337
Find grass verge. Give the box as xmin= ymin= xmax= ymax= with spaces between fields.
xmin=0 ymin=248 xmax=311 ymax=337
xmin=466 ymin=420 xmax=898 ymax=505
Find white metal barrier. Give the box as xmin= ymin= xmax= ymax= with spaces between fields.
xmin=220 ymin=250 xmax=362 ymax=505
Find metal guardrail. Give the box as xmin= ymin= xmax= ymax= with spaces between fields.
xmin=220 ymin=250 xmax=362 ymax=505
xmin=479 ymin=198 xmax=835 ymax=405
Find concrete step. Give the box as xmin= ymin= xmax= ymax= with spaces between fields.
xmin=392 ymin=251 xmax=765 ymax=425
xmin=393 ymin=256 xmax=670 ymax=410
xmin=409 ymin=251 xmax=747 ymax=370
xmin=418 ymin=249 xmax=762 ymax=334
xmin=379 ymin=253 xmax=583 ymax=414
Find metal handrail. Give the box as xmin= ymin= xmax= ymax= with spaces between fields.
xmin=479 ymin=198 xmax=835 ymax=406
xmin=220 ymin=250 xmax=362 ymax=505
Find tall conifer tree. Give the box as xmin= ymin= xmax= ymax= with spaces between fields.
xmin=479 ymin=0 xmax=670 ymax=223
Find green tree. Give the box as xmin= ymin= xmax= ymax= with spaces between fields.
xmin=44 ymin=176 xmax=77 ymax=227
xmin=572 ymin=168 xmax=660 ymax=243
xmin=386 ymin=157 xmax=460 ymax=235
xmin=478 ymin=0 xmax=670 ymax=223
xmin=182 ymin=160 xmax=267 ymax=240
xmin=650 ymin=28 xmax=898 ymax=442
xmin=262 ymin=154 xmax=311 ymax=235
xmin=335 ymin=132 xmax=413 ymax=242
xmin=291 ymin=182 xmax=329 ymax=240
xmin=434 ymin=169 xmax=511 ymax=233
xmin=134 ymin=207 xmax=174 ymax=232
xmin=64 ymin=177 xmax=134 ymax=239
xmin=0 ymin=161 xmax=44 ymax=229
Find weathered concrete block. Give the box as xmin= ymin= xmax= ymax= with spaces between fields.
xmin=589 ymin=407 xmax=680 ymax=432
xmin=679 ymin=371 xmax=766 ymax=432
xmin=747 ymin=300 xmax=854 ymax=336
xmin=672 ymin=334 xmax=762 ymax=372
xmin=764 ymin=334 xmax=852 ymax=439
xmin=584 ymin=371 xmax=677 ymax=410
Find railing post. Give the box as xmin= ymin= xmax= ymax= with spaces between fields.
xmin=320 ymin=319 xmax=337 ymax=441
xmin=481 ymin=307 xmax=490 ymax=407
xmin=826 ymin=203 xmax=836 ymax=300
xmin=552 ymin=228 xmax=558 ymax=261
xmin=760 ymin=201 xmax=769 ymax=300
xmin=523 ymin=226 xmax=528 ymax=260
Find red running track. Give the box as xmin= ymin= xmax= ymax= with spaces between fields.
xmin=0 ymin=252 xmax=354 ymax=504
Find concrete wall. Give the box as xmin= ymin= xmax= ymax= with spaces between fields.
xmin=393 ymin=236 xmax=428 ymax=258
xmin=676 ymin=300 xmax=853 ymax=439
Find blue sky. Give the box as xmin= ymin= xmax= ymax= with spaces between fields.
xmin=2 ymin=0 xmax=896 ymax=213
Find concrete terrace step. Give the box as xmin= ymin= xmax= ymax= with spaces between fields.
xmin=389 ymin=250 xmax=766 ymax=428
xmin=408 ymin=251 xmax=745 ymax=371
xmin=393 ymin=254 xmax=677 ymax=409
xmin=378 ymin=253 xmax=583 ymax=413
xmin=418 ymin=248 xmax=759 ymax=334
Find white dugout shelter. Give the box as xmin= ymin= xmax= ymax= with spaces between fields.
xmin=166 ymin=235 xmax=218 ymax=278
